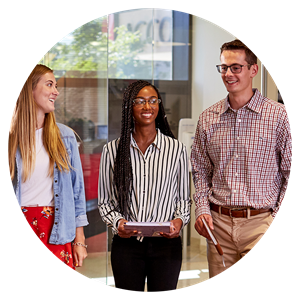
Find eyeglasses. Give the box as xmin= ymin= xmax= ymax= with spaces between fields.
xmin=216 ymin=64 xmax=252 ymax=74
xmin=132 ymin=98 xmax=161 ymax=107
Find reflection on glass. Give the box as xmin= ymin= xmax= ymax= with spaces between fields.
xmin=110 ymin=9 xmax=173 ymax=80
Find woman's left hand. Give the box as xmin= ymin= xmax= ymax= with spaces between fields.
xmin=73 ymin=227 xmax=88 ymax=267
xmin=159 ymin=218 xmax=183 ymax=239
xmin=73 ymin=243 xmax=88 ymax=267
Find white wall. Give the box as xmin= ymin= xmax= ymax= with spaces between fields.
xmin=191 ymin=16 xmax=234 ymax=124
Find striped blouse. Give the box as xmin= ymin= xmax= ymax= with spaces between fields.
xmin=98 ymin=129 xmax=191 ymax=235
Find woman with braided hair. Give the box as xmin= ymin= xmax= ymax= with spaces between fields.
xmin=98 ymin=80 xmax=191 ymax=291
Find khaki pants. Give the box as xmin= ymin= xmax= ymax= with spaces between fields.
xmin=207 ymin=209 xmax=273 ymax=278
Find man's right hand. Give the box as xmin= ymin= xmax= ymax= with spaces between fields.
xmin=194 ymin=214 xmax=214 ymax=240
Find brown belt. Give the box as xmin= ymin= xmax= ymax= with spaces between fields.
xmin=210 ymin=203 xmax=272 ymax=218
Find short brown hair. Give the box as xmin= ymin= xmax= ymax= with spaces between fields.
xmin=220 ymin=39 xmax=257 ymax=66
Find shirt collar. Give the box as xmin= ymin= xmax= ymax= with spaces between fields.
xmin=222 ymin=88 xmax=265 ymax=114
xmin=246 ymin=89 xmax=265 ymax=113
xmin=130 ymin=128 xmax=162 ymax=151
xmin=154 ymin=128 xmax=162 ymax=150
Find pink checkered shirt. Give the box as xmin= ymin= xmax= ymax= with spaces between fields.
xmin=191 ymin=89 xmax=292 ymax=219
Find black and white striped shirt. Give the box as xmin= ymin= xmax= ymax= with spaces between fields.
xmin=98 ymin=129 xmax=191 ymax=235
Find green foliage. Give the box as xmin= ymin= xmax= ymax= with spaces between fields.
xmin=42 ymin=17 xmax=145 ymax=78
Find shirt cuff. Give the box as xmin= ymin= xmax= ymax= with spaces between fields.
xmin=195 ymin=205 xmax=211 ymax=220
xmin=113 ymin=216 xmax=124 ymax=232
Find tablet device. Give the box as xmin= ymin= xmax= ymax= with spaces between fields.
xmin=124 ymin=222 xmax=171 ymax=237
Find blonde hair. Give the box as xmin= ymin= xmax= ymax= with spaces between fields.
xmin=9 ymin=64 xmax=70 ymax=182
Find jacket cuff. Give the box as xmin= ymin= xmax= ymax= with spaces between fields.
xmin=76 ymin=214 xmax=89 ymax=227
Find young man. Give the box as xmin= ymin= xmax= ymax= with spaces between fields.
xmin=190 ymin=39 xmax=292 ymax=277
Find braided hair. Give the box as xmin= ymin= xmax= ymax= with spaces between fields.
xmin=113 ymin=80 xmax=174 ymax=217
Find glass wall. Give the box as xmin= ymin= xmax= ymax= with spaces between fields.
xmin=41 ymin=15 xmax=109 ymax=283
xmin=40 ymin=8 xmax=193 ymax=286
xmin=107 ymin=9 xmax=191 ymax=142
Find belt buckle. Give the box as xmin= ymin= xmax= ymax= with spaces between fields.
xmin=228 ymin=208 xmax=233 ymax=218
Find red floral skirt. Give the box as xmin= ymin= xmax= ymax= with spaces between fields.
xmin=21 ymin=206 xmax=75 ymax=269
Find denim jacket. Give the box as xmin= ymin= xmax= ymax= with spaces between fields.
xmin=13 ymin=123 xmax=89 ymax=245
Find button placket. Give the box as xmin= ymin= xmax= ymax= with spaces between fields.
xmin=232 ymin=111 xmax=242 ymax=201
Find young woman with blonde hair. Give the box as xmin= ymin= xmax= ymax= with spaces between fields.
xmin=9 ymin=64 xmax=88 ymax=269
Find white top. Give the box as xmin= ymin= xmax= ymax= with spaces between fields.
xmin=21 ymin=128 xmax=54 ymax=207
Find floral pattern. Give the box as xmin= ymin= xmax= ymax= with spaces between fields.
xmin=21 ymin=206 xmax=75 ymax=269
xmin=41 ymin=206 xmax=54 ymax=219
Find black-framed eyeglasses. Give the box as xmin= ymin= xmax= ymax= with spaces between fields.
xmin=132 ymin=98 xmax=161 ymax=106
xmin=216 ymin=64 xmax=252 ymax=74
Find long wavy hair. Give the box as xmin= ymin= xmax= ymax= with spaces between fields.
xmin=9 ymin=64 xmax=70 ymax=182
xmin=113 ymin=80 xmax=174 ymax=217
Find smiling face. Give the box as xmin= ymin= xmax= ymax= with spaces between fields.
xmin=132 ymin=86 xmax=159 ymax=129
xmin=220 ymin=49 xmax=258 ymax=98
xmin=32 ymin=72 xmax=59 ymax=117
